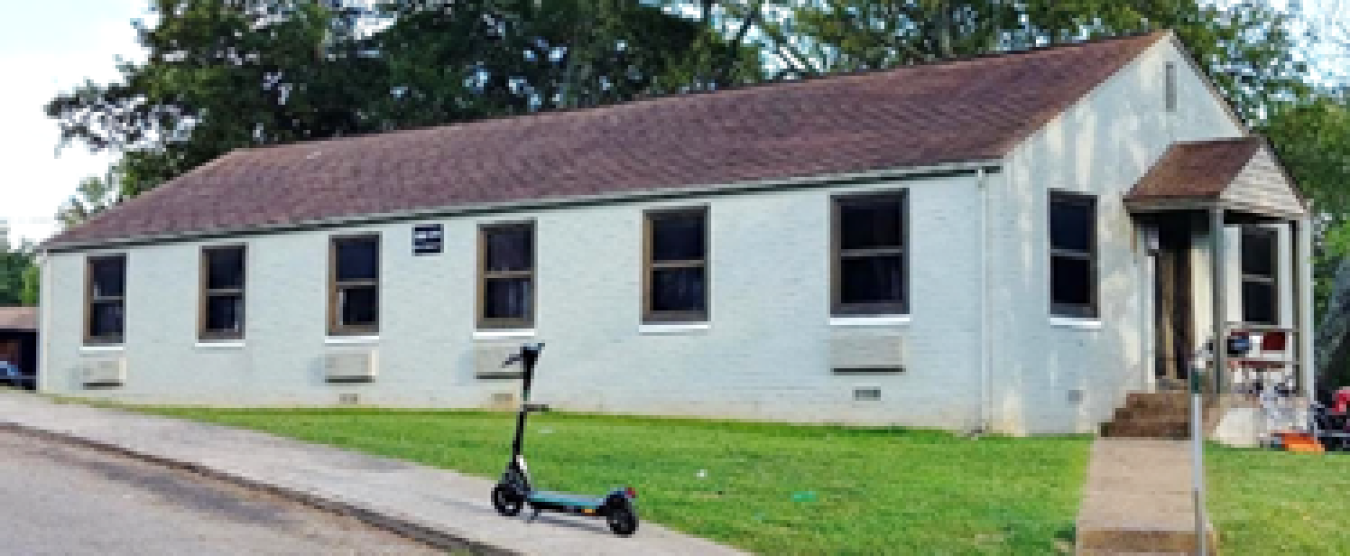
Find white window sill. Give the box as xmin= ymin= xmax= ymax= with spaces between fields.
xmin=1050 ymin=317 xmax=1102 ymax=330
xmin=80 ymin=344 xmax=125 ymax=353
xmin=830 ymin=315 xmax=911 ymax=327
xmin=195 ymin=341 xmax=246 ymax=349
xmin=325 ymin=335 xmax=380 ymax=345
xmin=473 ymin=329 xmax=537 ymax=340
xmin=639 ymin=322 xmax=711 ymax=335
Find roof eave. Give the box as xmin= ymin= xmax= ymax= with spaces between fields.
xmin=43 ymin=158 xmax=1005 ymax=254
xmin=1125 ymin=196 xmax=1307 ymax=221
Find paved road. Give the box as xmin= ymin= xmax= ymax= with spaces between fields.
xmin=0 ymin=431 xmax=442 ymax=555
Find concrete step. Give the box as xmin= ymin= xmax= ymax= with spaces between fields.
xmin=1112 ymin=406 xmax=1189 ymax=423
xmin=1101 ymin=421 xmax=1191 ymax=439
xmin=1124 ymin=392 xmax=1192 ymax=411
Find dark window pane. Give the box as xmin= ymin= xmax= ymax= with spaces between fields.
xmin=90 ymin=258 xmax=125 ymax=298
xmin=651 ymin=268 xmax=706 ymax=312
xmin=1051 ymin=256 xmax=1092 ymax=307
xmin=1242 ymin=230 xmax=1276 ymax=277
xmin=485 ymin=227 xmax=532 ymax=272
xmin=651 ymin=214 xmax=705 ymax=262
xmin=88 ymin=301 xmax=124 ymax=338
xmin=840 ymin=255 xmax=903 ymax=305
xmin=206 ymin=248 xmax=244 ymax=290
xmin=336 ymin=238 xmax=379 ymax=282
xmin=339 ymin=286 xmax=378 ymax=327
xmin=205 ymin=295 xmax=244 ymax=334
xmin=1242 ymin=281 xmax=1276 ymax=324
xmin=484 ymin=278 xmax=531 ymax=320
xmin=840 ymin=199 xmax=902 ymax=250
xmin=1050 ymin=198 xmax=1093 ymax=253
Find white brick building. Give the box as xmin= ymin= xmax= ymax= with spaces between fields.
xmin=38 ymin=32 xmax=1313 ymax=434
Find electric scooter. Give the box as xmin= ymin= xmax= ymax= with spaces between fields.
xmin=490 ymin=343 xmax=640 ymax=536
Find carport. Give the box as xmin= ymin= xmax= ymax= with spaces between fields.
xmin=0 ymin=307 xmax=38 ymax=390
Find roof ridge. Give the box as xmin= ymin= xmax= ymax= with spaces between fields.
xmin=236 ymin=30 xmax=1171 ymax=156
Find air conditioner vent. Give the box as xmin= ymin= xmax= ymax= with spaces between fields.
xmin=81 ymin=358 xmax=126 ymax=387
xmin=854 ymin=387 xmax=882 ymax=402
xmin=324 ymin=350 xmax=377 ymax=382
xmin=475 ymin=343 xmax=523 ymax=379
xmin=831 ymin=331 xmax=904 ymax=371
xmin=489 ymin=392 xmax=516 ymax=409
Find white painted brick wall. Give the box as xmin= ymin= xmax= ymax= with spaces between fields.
xmin=42 ymin=174 xmax=986 ymax=430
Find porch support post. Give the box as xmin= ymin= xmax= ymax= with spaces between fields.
xmin=1210 ymin=207 xmax=1228 ymax=394
xmin=1295 ymin=217 xmax=1316 ymax=399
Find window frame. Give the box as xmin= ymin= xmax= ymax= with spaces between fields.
xmin=199 ymin=244 xmax=247 ymax=341
xmin=1048 ymin=191 xmax=1099 ymax=319
xmin=84 ymin=254 xmax=127 ymax=345
xmin=643 ymin=206 xmax=710 ymax=324
xmin=1240 ymin=226 xmax=1279 ymax=325
xmin=831 ymin=191 xmax=909 ymax=317
xmin=328 ymin=234 xmax=381 ymax=337
xmin=477 ymin=221 xmax=536 ymax=330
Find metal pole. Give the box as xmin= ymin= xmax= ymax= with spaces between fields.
xmin=1191 ymin=357 xmax=1207 ymax=556
xmin=1211 ymin=207 xmax=1228 ymax=395
xmin=1199 ymin=206 xmax=1226 ymax=556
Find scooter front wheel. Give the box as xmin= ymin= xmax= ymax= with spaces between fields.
xmin=491 ymin=484 xmax=524 ymax=516
xmin=606 ymin=503 xmax=639 ymax=536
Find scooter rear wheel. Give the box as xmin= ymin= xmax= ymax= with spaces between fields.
xmin=491 ymin=484 xmax=524 ymax=516
xmin=606 ymin=503 xmax=639 ymax=536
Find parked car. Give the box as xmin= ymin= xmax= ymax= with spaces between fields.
xmin=0 ymin=360 xmax=29 ymax=388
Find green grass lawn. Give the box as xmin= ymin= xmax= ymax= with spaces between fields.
xmin=141 ymin=407 xmax=1089 ymax=554
xmin=1208 ymin=445 xmax=1350 ymax=555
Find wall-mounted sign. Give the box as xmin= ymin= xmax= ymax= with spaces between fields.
xmin=413 ymin=224 xmax=443 ymax=255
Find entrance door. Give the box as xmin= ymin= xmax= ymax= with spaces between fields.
xmin=1154 ymin=218 xmax=1194 ymax=389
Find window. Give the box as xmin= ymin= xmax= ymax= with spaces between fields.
xmin=1049 ymin=192 xmax=1097 ymax=318
xmin=1241 ymin=228 xmax=1278 ymax=325
xmin=86 ymin=255 xmax=126 ymax=344
xmin=1165 ymin=62 xmax=1177 ymax=113
xmin=200 ymin=246 xmax=246 ymax=340
xmin=479 ymin=222 xmax=534 ymax=329
xmin=644 ymin=207 xmax=708 ymax=323
xmin=833 ymin=192 xmax=907 ymax=316
xmin=330 ymin=235 xmax=380 ymax=335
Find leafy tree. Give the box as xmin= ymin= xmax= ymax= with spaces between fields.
xmin=19 ymin=266 xmax=38 ymax=306
xmin=763 ymin=0 xmax=1310 ymax=121
xmin=47 ymin=0 xmax=762 ymax=194
xmin=56 ymin=171 xmax=123 ymax=229
xmin=0 ymin=229 xmax=35 ymax=307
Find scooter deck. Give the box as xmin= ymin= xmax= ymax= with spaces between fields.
xmin=527 ymin=491 xmax=604 ymax=509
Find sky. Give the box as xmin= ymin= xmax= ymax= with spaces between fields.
xmin=0 ymin=1 xmax=150 ymax=247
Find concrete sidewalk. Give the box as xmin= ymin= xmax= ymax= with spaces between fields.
xmin=0 ymin=391 xmax=742 ymax=555
xmin=1075 ymin=438 xmax=1217 ymax=555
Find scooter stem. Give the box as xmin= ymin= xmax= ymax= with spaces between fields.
xmin=510 ymin=343 xmax=545 ymax=459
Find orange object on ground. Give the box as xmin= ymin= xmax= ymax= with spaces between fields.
xmin=1277 ymin=431 xmax=1324 ymax=453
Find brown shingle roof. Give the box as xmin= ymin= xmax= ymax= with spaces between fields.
xmin=1126 ymin=137 xmax=1265 ymax=201
xmin=50 ymin=32 xmax=1168 ymax=248
xmin=0 ymin=307 xmax=37 ymax=331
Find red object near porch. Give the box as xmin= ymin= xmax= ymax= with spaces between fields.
xmin=1334 ymin=388 xmax=1350 ymax=414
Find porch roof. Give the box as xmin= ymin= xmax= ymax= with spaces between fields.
xmin=1124 ymin=137 xmax=1307 ymax=219
xmin=0 ymin=307 xmax=37 ymax=332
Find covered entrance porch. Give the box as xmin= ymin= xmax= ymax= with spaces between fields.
xmin=1109 ymin=137 xmax=1312 ymax=441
